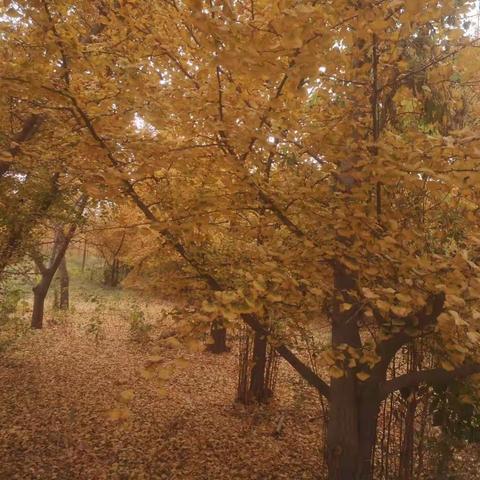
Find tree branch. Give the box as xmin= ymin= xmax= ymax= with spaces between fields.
xmin=381 ymin=363 xmax=480 ymax=399
xmin=373 ymin=292 xmax=445 ymax=379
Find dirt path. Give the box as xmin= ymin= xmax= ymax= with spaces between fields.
xmin=0 ymin=290 xmax=324 ymax=480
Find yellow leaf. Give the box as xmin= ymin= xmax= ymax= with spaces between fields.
xmin=173 ymin=358 xmax=189 ymax=369
xmin=449 ymin=310 xmax=468 ymax=327
xmin=362 ymin=288 xmax=379 ymax=300
xmin=140 ymin=368 xmax=153 ymax=379
xmin=157 ymin=367 xmax=172 ymax=381
xmin=119 ymin=389 xmax=134 ymax=402
xmin=391 ymin=305 xmax=411 ymax=317
xmin=107 ymin=407 xmax=131 ymax=421
xmin=356 ymin=371 xmax=370 ymax=381
xmin=165 ymin=337 xmax=182 ymax=349
xmin=376 ymin=300 xmax=390 ymax=312
xmin=147 ymin=355 xmax=162 ymax=363
xmin=157 ymin=387 xmax=168 ymax=398
xmin=329 ymin=365 xmax=344 ymax=379
xmin=467 ymin=331 xmax=480 ymax=343
xmin=266 ymin=293 xmax=282 ymax=302
xmin=185 ymin=338 xmax=203 ymax=352
xmin=395 ymin=293 xmax=412 ymax=303
xmin=440 ymin=360 xmax=455 ymax=372
xmin=340 ymin=303 xmax=352 ymax=312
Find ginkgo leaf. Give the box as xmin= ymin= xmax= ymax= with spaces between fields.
xmin=173 ymin=358 xmax=189 ymax=369
xmin=391 ymin=305 xmax=411 ymax=317
xmin=140 ymin=368 xmax=153 ymax=380
xmin=449 ymin=310 xmax=468 ymax=326
xmin=107 ymin=407 xmax=131 ymax=421
xmin=329 ymin=366 xmax=344 ymax=379
xmin=147 ymin=355 xmax=162 ymax=363
xmin=157 ymin=367 xmax=172 ymax=381
xmin=356 ymin=371 xmax=370 ymax=381
xmin=185 ymin=338 xmax=203 ymax=352
xmin=467 ymin=331 xmax=480 ymax=343
xmin=340 ymin=303 xmax=352 ymax=312
xmin=164 ymin=337 xmax=182 ymax=349
xmin=362 ymin=288 xmax=379 ymax=300
xmin=119 ymin=389 xmax=135 ymax=402
xmin=157 ymin=387 xmax=168 ymax=398
xmin=440 ymin=360 xmax=455 ymax=372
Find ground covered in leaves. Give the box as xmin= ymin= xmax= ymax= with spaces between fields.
xmin=0 ymin=285 xmax=324 ymax=480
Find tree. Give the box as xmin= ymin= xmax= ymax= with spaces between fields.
xmin=30 ymin=196 xmax=87 ymax=328
xmin=3 ymin=1 xmax=480 ymax=478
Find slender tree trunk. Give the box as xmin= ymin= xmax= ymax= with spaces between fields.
xmin=112 ymin=258 xmax=118 ymax=286
xmin=206 ymin=319 xmax=229 ymax=353
xmin=30 ymin=199 xmax=86 ymax=329
xmin=399 ymin=396 xmax=417 ymax=480
xmin=81 ymin=237 xmax=87 ymax=272
xmin=248 ymin=330 xmax=269 ymax=402
xmin=31 ymin=281 xmax=50 ymax=329
xmin=58 ymin=254 xmax=69 ymax=309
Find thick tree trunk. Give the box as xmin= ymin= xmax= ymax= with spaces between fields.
xmin=326 ymin=375 xmax=360 ymax=479
xmin=357 ymin=394 xmax=381 ymax=479
xmin=326 ymin=388 xmax=380 ymax=480
xmin=326 ymin=262 xmax=380 ymax=480
xmin=206 ymin=319 xmax=229 ymax=353
xmin=248 ymin=330 xmax=269 ymax=402
xmin=58 ymin=254 xmax=69 ymax=309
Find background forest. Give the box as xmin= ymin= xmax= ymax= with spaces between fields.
xmin=2 ymin=0 xmax=480 ymax=479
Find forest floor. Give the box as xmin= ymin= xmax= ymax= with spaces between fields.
xmin=0 ymin=279 xmax=325 ymax=480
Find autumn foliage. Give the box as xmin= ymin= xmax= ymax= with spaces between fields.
xmin=2 ymin=0 xmax=480 ymax=478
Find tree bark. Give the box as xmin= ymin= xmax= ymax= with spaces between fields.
xmin=326 ymin=383 xmax=380 ymax=480
xmin=399 ymin=394 xmax=416 ymax=480
xmin=58 ymin=254 xmax=69 ymax=309
xmin=248 ymin=330 xmax=269 ymax=402
xmin=30 ymin=197 xmax=86 ymax=328
xmin=32 ymin=280 xmax=51 ymax=329
xmin=326 ymin=262 xmax=380 ymax=480
xmin=81 ymin=237 xmax=87 ymax=272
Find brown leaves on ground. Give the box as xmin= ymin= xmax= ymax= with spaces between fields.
xmin=0 ymin=292 xmax=323 ymax=480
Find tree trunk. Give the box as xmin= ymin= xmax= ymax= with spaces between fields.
xmin=248 ymin=330 xmax=269 ymax=402
xmin=81 ymin=237 xmax=87 ymax=272
xmin=326 ymin=374 xmax=360 ymax=479
xmin=326 ymin=385 xmax=380 ymax=480
xmin=399 ymin=396 xmax=417 ymax=480
xmin=31 ymin=282 xmax=49 ymax=329
xmin=58 ymin=254 xmax=69 ymax=309
xmin=326 ymin=262 xmax=379 ymax=480
xmin=206 ymin=319 xmax=229 ymax=353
